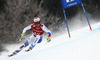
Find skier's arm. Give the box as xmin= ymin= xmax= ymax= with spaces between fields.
xmin=42 ymin=25 xmax=51 ymax=43
xmin=19 ymin=24 xmax=32 ymax=41
xmin=22 ymin=24 xmax=32 ymax=33
xmin=42 ymin=25 xmax=51 ymax=37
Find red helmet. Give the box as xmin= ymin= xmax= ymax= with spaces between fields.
xmin=33 ymin=17 xmax=41 ymax=23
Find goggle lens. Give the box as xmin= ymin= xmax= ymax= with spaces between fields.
xmin=35 ymin=22 xmax=40 ymax=25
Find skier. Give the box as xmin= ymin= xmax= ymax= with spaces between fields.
xmin=8 ymin=17 xmax=51 ymax=57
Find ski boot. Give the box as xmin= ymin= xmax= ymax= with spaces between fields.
xmin=25 ymin=46 xmax=33 ymax=52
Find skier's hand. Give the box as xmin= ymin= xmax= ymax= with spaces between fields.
xmin=47 ymin=37 xmax=51 ymax=43
xmin=19 ymin=33 xmax=25 ymax=41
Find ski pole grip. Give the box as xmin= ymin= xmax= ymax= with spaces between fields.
xmin=19 ymin=33 xmax=25 ymax=41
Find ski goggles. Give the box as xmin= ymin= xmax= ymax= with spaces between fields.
xmin=35 ymin=22 xmax=40 ymax=25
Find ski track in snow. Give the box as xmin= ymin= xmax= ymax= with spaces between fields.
xmin=0 ymin=22 xmax=100 ymax=60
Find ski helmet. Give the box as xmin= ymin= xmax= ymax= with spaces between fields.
xmin=33 ymin=17 xmax=41 ymax=23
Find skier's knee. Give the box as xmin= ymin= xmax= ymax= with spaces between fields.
xmin=24 ymin=40 xmax=29 ymax=47
xmin=37 ymin=36 xmax=43 ymax=43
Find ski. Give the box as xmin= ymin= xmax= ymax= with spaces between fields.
xmin=8 ymin=52 xmax=17 ymax=57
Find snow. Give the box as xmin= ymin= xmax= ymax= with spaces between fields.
xmin=0 ymin=22 xmax=100 ymax=60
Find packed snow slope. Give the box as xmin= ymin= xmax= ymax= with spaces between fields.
xmin=1 ymin=22 xmax=100 ymax=60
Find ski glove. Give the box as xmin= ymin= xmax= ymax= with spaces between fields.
xmin=19 ymin=33 xmax=25 ymax=41
xmin=47 ymin=37 xmax=51 ymax=43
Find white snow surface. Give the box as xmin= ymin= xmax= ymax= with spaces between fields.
xmin=0 ymin=22 xmax=100 ymax=60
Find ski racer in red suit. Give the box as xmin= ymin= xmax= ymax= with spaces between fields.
xmin=8 ymin=17 xmax=51 ymax=57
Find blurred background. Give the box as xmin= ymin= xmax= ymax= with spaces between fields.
xmin=0 ymin=0 xmax=100 ymax=54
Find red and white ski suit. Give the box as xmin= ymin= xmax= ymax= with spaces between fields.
xmin=22 ymin=23 xmax=51 ymax=47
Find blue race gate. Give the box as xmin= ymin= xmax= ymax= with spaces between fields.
xmin=61 ymin=0 xmax=92 ymax=38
